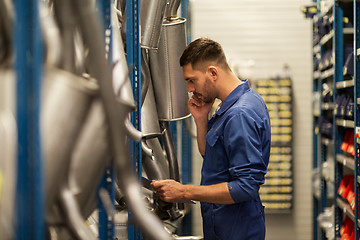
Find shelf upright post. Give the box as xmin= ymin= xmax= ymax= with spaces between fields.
xmin=97 ymin=0 xmax=115 ymax=239
xmin=180 ymin=0 xmax=194 ymax=236
xmin=353 ymin=0 xmax=360 ymax=238
xmin=14 ymin=0 xmax=45 ymax=239
xmin=126 ymin=0 xmax=142 ymax=239
xmin=333 ymin=0 xmax=344 ymax=237
xmin=312 ymin=2 xmax=322 ymax=239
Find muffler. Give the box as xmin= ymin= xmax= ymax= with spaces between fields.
xmin=68 ymin=98 xmax=111 ymax=219
xmin=148 ymin=13 xmax=190 ymax=121
xmin=41 ymin=67 xmax=98 ymax=223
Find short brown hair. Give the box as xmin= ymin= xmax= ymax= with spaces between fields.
xmin=180 ymin=38 xmax=230 ymax=72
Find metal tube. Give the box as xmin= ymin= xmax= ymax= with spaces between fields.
xmin=72 ymin=1 xmax=173 ymax=239
xmin=58 ymin=188 xmax=97 ymax=240
xmin=164 ymin=0 xmax=181 ymax=20
xmin=160 ymin=121 xmax=180 ymax=182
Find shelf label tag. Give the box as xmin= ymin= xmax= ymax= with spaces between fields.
xmin=355 ymin=127 xmax=360 ymax=138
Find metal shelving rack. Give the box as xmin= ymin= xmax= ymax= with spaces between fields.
xmin=98 ymin=0 xmax=115 ymax=239
xmin=353 ymin=0 xmax=360 ymax=239
xmin=126 ymin=0 xmax=142 ymax=239
xmin=312 ymin=1 xmax=321 ymax=239
xmin=311 ymin=0 xmax=360 ymax=239
xmin=14 ymin=0 xmax=45 ymax=239
xmin=12 ymin=0 xmax=193 ymax=238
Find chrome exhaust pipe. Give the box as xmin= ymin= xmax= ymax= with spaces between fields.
xmin=0 ymin=109 xmax=17 ymax=240
xmin=141 ymin=49 xmax=162 ymax=139
xmin=58 ymin=188 xmax=97 ymax=240
xmin=140 ymin=0 xmax=167 ymax=49
xmin=112 ymin=8 xmax=136 ymax=109
xmin=164 ymin=0 xmax=182 ymax=20
xmin=160 ymin=121 xmax=180 ymax=182
xmin=68 ymin=99 xmax=111 ymax=219
xmin=72 ymin=1 xmax=173 ymax=239
xmin=148 ymin=17 xmax=190 ymax=121
xmin=41 ymin=68 xmax=98 ymax=223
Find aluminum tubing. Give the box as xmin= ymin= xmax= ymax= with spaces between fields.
xmin=149 ymin=18 xmax=190 ymax=121
xmin=72 ymin=0 xmax=173 ymax=239
xmin=41 ymin=67 xmax=98 ymax=223
xmin=140 ymin=0 xmax=167 ymax=49
xmin=111 ymin=7 xmax=136 ymax=109
xmin=0 ymin=110 xmax=17 ymax=240
xmin=164 ymin=0 xmax=181 ymax=20
xmin=141 ymin=58 xmax=162 ymax=138
xmin=58 ymin=188 xmax=97 ymax=240
xmin=160 ymin=121 xmax=180 ymax=182
xmin=68 ymin=99 xmax=111 ymax=219
xmin=142 ymin=138 xmax=170 ymax=181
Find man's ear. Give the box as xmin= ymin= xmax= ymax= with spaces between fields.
xmin=208 ymin=66 xmax=218 ymax=79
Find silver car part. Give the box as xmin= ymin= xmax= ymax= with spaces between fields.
xmin=41 ymin=67 xmax=98 ymax=223
xmin=140 ymin=0 xmax=167 ymax=49
xmin=72 ymin=1 xmax=173 ymax=239
xmin=68 ymin=98 xmax=111 ymax=218
xmin=112 ymin=8 xmax=136 ymax=109
xmin=149 ymin=18 xmax=190 ymax=121
xmin=58 ymin=188 xmax=97 ymax=240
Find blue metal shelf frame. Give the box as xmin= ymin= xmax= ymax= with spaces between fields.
xmin=354 ymin=1 xmax=360 ymax=238
xmin=97 ymin=1 xmax=115 ymax=239
xmin=126 ymin=0 xmax=142 ymax=239
xmin=312 ymin=2 xmax=321 ymax=239
xmin=14 ymin=0 xmax=45 ymax=239
xmin=180 ymin=0 xmax=193 ymax=236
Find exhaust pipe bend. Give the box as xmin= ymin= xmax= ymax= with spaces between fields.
xmin=58 ymin=188 xmax=97 ymax=240
xmin=160 ymin=121 xmax=180 ymax=182
xmin=72 ymin=1 xmax=173 ymax=239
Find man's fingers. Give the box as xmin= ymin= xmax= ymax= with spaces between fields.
xmin=188 ymin=98 xmax=201 ymax=107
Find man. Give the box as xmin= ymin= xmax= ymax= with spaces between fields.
xmin=151 ymin=38 xmax=271 ymax=240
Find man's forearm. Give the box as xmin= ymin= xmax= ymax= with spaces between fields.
xmin=184 ymin=182 xmax=235 ymax=204
xmin=194 ymin=118 xmax=208 ymax=156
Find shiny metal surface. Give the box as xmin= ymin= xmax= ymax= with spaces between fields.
xmin=68 ymin=99 xmax=111 ymax=219
xmin=160 ymin=121 xmax=180 ymax=182
xmin=0 ymin=110 xmax=16 ymax=240
xmin=58 ymin=188 xmax=97 ymax=240
xmin=142 ymin=138 xmax=169 ymax=181
xmin=140 ymin=0 xmax=167 ymax=49
xmin=141 ymin=50 xmax=162 ymax=138
xmin=39 ymin=1 xmax=62 ymax=67
xmin=41 ymin=67 xmax=98 ymax=223
xmin=53 ymin=0 xmax=77 ymax=72
xmin=73 ymin=0 xmax=173 ymax=238
xmin=149 ymin=18 xmax=190 ymax=121
xmin=164 ymin=0 xmax=181 ymax=20
xmin=112 ymin=8 xmax=135 ymax=109
xmin=125 ymin=117 xmax=143 ymax=142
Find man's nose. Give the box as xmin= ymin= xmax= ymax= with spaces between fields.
xmin=187 ymin=82 xmax=194 ymax=92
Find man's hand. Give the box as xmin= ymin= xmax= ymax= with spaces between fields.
xmin=151 ymin=180 xmax=235 ymax=204
xmin=151 ymin=179 xmax=188 ymax=203
xmin=187 ymin=94 xmax=214 ymax=155
xmin=187 ymin=94 xmax=214 ymax=122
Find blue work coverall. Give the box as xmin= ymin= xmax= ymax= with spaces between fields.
xmin=201 ymin=79 xmax=271 ymax=240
